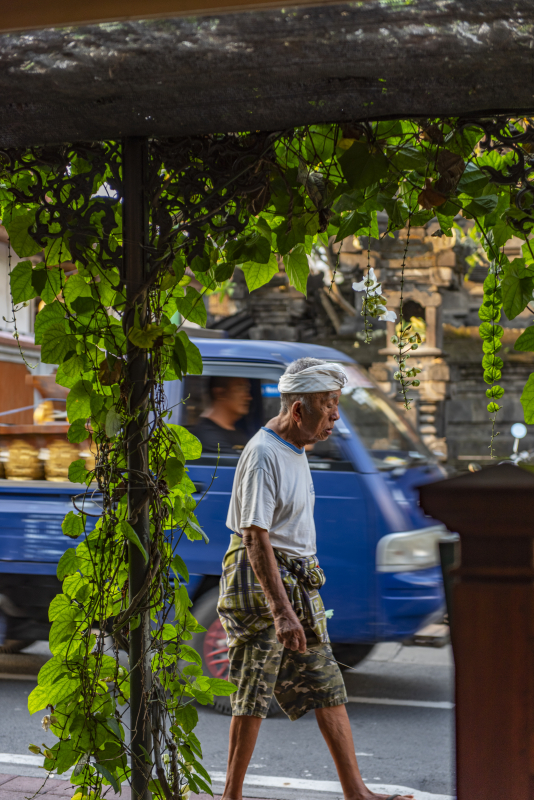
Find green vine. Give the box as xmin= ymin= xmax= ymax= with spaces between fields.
xmin=480 ymin=259 xmax=505 ymax=456
xmin=390 ymin=218 xmax=422 ymax=410
xmin=1 ymin=115 xmax=534 ymax=797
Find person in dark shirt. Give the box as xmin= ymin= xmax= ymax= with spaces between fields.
xmin=193 ymin=376 xmax=252 ymax=454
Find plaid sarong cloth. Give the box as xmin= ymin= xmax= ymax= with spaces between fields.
xmin=217 ymin=534 xmax=329 ymax=648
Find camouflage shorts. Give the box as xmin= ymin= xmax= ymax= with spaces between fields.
xmin=228 ymin=625 xmax=348 ymax=721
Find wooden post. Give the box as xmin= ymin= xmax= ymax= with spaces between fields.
xmin=123 ymin=137 xmax=152 ymax=800
xmin=419 ymin=463 xmax=534 ymax=800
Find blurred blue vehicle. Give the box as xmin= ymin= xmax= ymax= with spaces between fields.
xmin=0 ymin=339 xmax=447 ymax=688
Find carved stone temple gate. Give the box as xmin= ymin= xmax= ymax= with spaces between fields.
xmin=2 ymin=2 xmax=534 ymax=800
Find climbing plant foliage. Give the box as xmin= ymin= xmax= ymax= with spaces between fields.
xmin=1 ymin=116 xmax=534 ymax=796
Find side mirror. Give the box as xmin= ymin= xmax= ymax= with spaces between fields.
xmin=511 ymin=423 xmax=527 ymax=440
xmin=511 ymin=423 xmax=528 ymax=457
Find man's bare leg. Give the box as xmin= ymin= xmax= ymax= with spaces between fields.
xmin=315 ymin=705 xmax=413 ymax=800
xmin=222 ymin=715 xmax=263 ymax=800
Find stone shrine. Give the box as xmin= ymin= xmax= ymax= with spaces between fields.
xmin=208 ymin=218 xmax=534 ymax=467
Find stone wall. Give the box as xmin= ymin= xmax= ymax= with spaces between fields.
xmin=443 ymin=328 xmax=534 ymax=464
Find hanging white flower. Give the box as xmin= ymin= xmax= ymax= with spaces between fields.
xmin=353 ymin=268 xmax=382 ymax=297
xmin=41 ymin=715 xmax=51 ymax=732
xmin=378 ymin=307 xmax=397 ymax=323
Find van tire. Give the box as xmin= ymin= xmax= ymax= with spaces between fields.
xmin=190 ymin=586 xmax=280 ymax=717
xmin=331 ymin=643 xmax=374 ymax=670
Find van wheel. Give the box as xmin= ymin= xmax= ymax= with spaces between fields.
xmin=331 ymin=643 xmax=374 ymax=670
xmin=189 ymin=586 xmax=280 ymax=717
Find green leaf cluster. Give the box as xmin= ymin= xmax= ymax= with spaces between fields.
xmin=478 ymin=272 xmax=505 ymax=413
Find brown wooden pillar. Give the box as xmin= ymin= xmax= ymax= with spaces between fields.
xmin=419 ymin=463 xmax=534 ymax=800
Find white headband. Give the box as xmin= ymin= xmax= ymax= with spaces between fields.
xmin=278 ymin=363 xmax=348 ymax=394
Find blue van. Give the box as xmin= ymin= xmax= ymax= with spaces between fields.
xmin=164 ymin=339 xmax=447 ymax=704
xmin=0 ymin=339 xmax=446 ymax=700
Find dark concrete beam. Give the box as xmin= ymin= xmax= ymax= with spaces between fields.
xmin=1 ymin=0 xmax=369 ymax=34
xmin=1 ymin=0 xmax=533 ymax=147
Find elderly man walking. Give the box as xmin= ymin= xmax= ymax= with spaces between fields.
xmin=217 ymin=357 xmax=412 ymax=800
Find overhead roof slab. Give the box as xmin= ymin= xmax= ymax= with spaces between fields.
xmin=1 ymin=0 xmax=534 ymax=148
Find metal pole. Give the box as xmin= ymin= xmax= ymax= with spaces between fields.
xmin=123 ymin=137 xmax=151 ymax=800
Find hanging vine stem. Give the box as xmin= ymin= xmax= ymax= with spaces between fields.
xmin=390 ymin=218 xmax=422 ymax=411
xmin=352 ymin=225 xmax=396 ymax=343
xmin=362 ymin=231 xmax=373 ymax=344
xmin=484 ymin=253 xmax=506 ymax=458
xmin=329 ymin=240 xmax=341 ymax=291
xmin=6 ymin=236 xmax=39 ymax=371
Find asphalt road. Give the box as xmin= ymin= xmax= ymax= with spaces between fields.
xmin=0 ymin=642 xmax=454 ymax=800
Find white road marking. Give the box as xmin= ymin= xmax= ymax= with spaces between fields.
xmin=209 ymin=773 xmax=339 ymax=792
xmin=0 ymin=754 xmax=73 ymax=780
xmin=0 ymin=753 xmax=44 ymax=766
xmin=347 ymin=696 xmax=454 ymax=709
xmin=209 ymin=771 xmax=454 ymax=800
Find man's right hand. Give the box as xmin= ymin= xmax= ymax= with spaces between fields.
xmin=274 ymin=608 xmax=307 ymax=652
xmin=242 ymin=526 xmax=307 ymax=653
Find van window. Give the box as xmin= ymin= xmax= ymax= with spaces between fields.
xmin=179 ymin=365 xmax=348 ymax=468
xmin=339 ymin=365 xmax=431 ymax=469
xmin=180 ymin=373 xmax=260 ymax=455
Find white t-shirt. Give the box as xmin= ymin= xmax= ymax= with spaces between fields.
xmin=226 ymin=427 xmax=316 ymax=557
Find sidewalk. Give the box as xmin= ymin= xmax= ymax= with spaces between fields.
xmin=0 ymin=775 xmax=120 ymax=799
xmin=0 ymin=775 xmax=223 ymax=800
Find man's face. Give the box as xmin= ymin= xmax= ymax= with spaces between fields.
xmin=216 ymin=378 xmax=252 ymax=417
xmin=295 ymin=390 xmax=341 ymax=444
